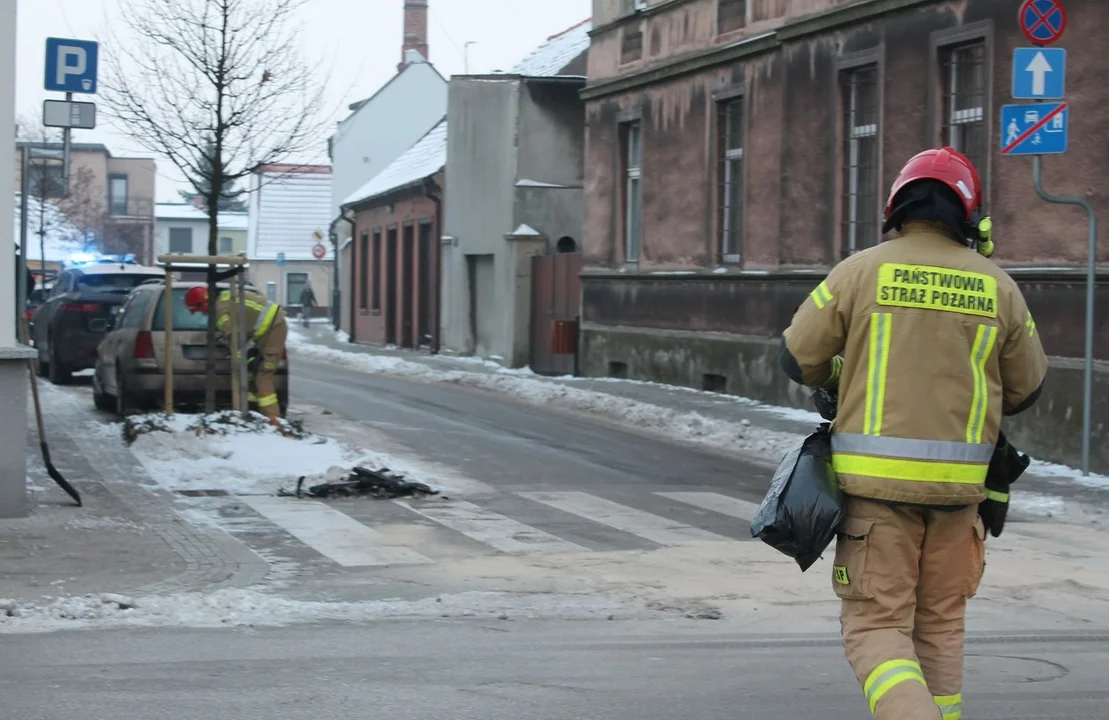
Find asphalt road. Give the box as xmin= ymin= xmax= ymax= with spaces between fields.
xmin=3 ymin=620 xmax=1107 ymax=720
xmin=294 ymin=357 xmax=774 ymax=499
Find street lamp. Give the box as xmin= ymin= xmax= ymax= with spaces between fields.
xmin=464 ymin=41 xmax=477 ymax=74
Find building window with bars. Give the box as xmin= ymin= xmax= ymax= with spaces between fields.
xmin=622 ymin=121 xmax=643 ymax=263
xmin=718 ymin=0 xmax=746 ymax=34
xmin=841 ymin=64 xmax=880 ymax=255
xmin=941 ymin=41 xmax=987 ymax=180
xmin=717 ymin=98 xmax=745 ymax=262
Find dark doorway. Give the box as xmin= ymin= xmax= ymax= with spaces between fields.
xmin=417 ymin=221 xmax=434 ymax=349
xmin=385 ymin=226 xmax=398 ymax=345
xmin=401 ymin=223 xmax=415 ymax=349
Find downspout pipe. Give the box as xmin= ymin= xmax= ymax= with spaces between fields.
xmin=423 ymin=176 xmax=443 ymax=354
xmin=330 ymin=211 xmax=355 ymax=335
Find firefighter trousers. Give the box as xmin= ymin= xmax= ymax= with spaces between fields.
xmin=832 ymin=494 xmax=986 ymax=720
xmin=251 ymin=320 xmax=287 ymax=421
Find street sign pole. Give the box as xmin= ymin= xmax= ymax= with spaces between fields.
xmin=62 ymin=92 xmax=72 ymax=186
xmin=17 ymin=146 xmax=30 ymax=341
xmin=1032 ymin=157 xmax=1097 ymax=475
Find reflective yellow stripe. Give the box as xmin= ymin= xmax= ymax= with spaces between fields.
xmin=832 ymin=454 xmax=987 ymax=484
xmin=934 ymin=693 xmax=963 ymax=720
xmin=825 ymin=355 xmax=843 ymax=386
xmin=831 ymin=434 xmax=994 ymax=463
xmin=216 ymin=314 xmax=230 ymax=329
xmin=262 ymin=361 xmax=278 ymax=371
xmin=253 ymin=303 xmax=279 ymax=340
xmin=864 ymin=312 xmax=892 ymax=436
xmin=984 ymin=488 xmax=1009 ymax=503
xmin=1025 ymin=312 xmax=1037 ymax=337
xmin=810 ymin=281 xmax=833 ymax=309
xmin=247 ymin=392 xmax=258 ymax=402
xmin=863 ymin=659 xmax=927 ymax=714
xmin=966 ymin=324 xmax=998 ymax=444
xmin=257 ymin=393 xmax=279 ymax=408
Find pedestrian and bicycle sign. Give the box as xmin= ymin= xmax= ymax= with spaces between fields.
xmin=1001 ymin=102 xmax=1068 ymax=156
xmin=1019 ymin=0 xmax=1067 ymax=45
xmin=1012 ymin=48 xmax=1065 ymax=99
xmin=44 ymin=37 xmax=99 ymax=94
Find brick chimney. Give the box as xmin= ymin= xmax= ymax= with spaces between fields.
xmin=399 ymin=0 xmax=429 ymax=71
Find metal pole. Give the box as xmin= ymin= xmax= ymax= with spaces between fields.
xmin=61 ymin=92 xmax=72 ymax=187
xmin=164 ymin=267 xmax=175 ymax=416
xmin=17 ymin=146 xmax=30 ymax=342
xmin=1033 ymin=155 xmax=1099 ymax=476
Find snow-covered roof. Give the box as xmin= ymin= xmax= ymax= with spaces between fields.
xmin=12 ymin=193 xmax=86 ymax=263
xmin=155 ymin=203 xmax=249 ymax=231
xmin=342 ymin=118 xmax=447 ymax=208
xmin=510 ymin=19 xmax=591 ymax=77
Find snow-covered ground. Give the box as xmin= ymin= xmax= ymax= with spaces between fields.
xmin=0 ymin=588 xmax=647 ymax=634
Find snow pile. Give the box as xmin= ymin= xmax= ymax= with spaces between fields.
xmin=123 ymin=411 xmax=352 ymax=495
xmin=286 ymin=334 xmax=806 ymax=464
xmin=0 ymin=588 xmax=650 ymax=634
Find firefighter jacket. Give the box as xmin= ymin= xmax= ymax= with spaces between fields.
xmin=782 ymin=223 xmax=1048 ymax=506
xmin=214 ymin=287 xmax=285 ymax=346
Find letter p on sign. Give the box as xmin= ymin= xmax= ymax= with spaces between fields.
xmin=44 ymin=37 xmax=99 ymax=94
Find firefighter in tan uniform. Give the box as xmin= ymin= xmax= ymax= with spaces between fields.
xmin=184 ymin=284 xmax=288 ymax=424
xmin=780 ymin=147 xmax=1048 ymax=720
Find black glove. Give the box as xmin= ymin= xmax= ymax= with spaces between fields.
xmin=246 ymin=347 xmax=260 ymax=376
xmin=812 ymin=387 xmax=838 ymax=422
xmin=978 ymin=430 xmax=1031 ymax=538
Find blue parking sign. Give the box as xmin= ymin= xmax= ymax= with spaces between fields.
xmin=44 ymin=37 xmax=99 ymax=94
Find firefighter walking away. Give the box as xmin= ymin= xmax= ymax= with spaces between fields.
xmin=184 ymin=284 xmax=288 ymax=424
xmin=779 ymin=147 xmax=1048 ymax=720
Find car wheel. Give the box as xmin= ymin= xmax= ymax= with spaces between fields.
xmin=115 ymin=369 xmax=135 ymax=418
xmin=92 ymin=370 xmax=113 ymax=412
xmin=49 ymin=342 xmax=71 ymax=385
xmin=36 ymin=343 xmax=49 ymax=377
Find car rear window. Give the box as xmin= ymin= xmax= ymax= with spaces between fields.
xmin=151 ymin=288 xmax=210 ymax=331
xmin=77 ymin=273 xmax=164 ymax=292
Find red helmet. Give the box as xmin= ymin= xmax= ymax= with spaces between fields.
xmin=183 ymin=286 xmax=209 ymax=314
xmin=884 ymin=147 xmax=983 ymax=222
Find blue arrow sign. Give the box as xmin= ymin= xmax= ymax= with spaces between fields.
xmin=1001 ymin=102 xmax=1069 ymax=156
xmin=1012 ymin=47 xmax=1065 ymax=99
xmin=44 ymin=37 xmax=99 ymax=94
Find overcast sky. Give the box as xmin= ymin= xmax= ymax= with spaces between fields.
xmin=15 ymin=0 xmax=591 ymax=203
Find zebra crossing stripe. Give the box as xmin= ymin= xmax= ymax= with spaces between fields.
xmin=518 ymin=491 xmax=731 ymax=547
xmin=395 ymin=499 xmax=588 ymax=554
xmin=240 ymin=496 xmax=435 ymax=568
xmin=654 ymin=491 xmax=760 ymax=521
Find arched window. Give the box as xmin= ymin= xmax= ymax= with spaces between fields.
xmin=556 ymin=236 xmax=577 ymax=253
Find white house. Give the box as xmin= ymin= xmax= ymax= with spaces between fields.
xmin=328 ymin=0 xmax=447 ymax=238
xmin=246 ymin=165 xmax=333 ymax=315
xmin=154 ymin=202 xmax=249 ymax=257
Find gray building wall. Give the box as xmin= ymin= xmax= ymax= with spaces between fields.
xmin=441 ymin=76 xmax=587 ymax=367
xmin=441 ymin=78 xmax=520 ymax=358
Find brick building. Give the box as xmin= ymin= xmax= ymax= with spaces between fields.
xmin=344 ymin=120 xmax=445 ymax=350
xmin=580 ymin=0 xmax=1109 ymax=470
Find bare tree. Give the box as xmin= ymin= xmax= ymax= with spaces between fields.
xmin=101 ymin=0 xmax=331 ymax=410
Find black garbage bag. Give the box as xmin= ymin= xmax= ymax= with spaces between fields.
xmin=750 ymin=424 xmax=844 ymax=572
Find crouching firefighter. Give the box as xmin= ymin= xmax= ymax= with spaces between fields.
xmin=183 ymin=285 xmax=288 ymax=424
xmin=778 ymin=147 xmax=1048 ymax=720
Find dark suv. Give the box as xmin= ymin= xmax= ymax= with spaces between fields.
xmin=32 ymin=263 xmax=166 ymax=384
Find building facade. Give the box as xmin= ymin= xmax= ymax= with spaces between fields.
xmin=246 ymin=165 xmax=334 ymax=316
xmin=154 ymin=203 xmax=248 ymax=258
xmin=581 ymin=0 xmax=1109 ymax=469
xmin=345 ymin=120 xmax=445 ymax=350
xmin=328 ymin=1 xmax=447 ymax=243
xmin=14 ymin=142 xmax=156 ymax=263
xmin=439 ymin=20 xmax=591 ymax=367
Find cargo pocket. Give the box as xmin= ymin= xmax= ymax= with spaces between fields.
xmin=964 ymin=516 xmax=987 ymax=599
xmin=832 ymin=517 xmax=875 ymax=601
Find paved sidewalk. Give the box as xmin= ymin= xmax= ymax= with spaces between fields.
xmin=1 ymin=383 xmax=269 ymax=604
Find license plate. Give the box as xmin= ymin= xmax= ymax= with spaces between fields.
xmin=89 ymin=319 xmax=108 ymax=332
xmin=184 ymin=346 xmax=228 ymax=360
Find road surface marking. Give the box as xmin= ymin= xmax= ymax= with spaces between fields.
xmin=396 ymin=500 xmax=588 ymax=554
xmin=654 ymin=491 xmax=760 ymax=521
xmin=240 ymin=496 xmax=435 ymax=568
xmin=517 ymin=491 xmax=731 ymax=546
